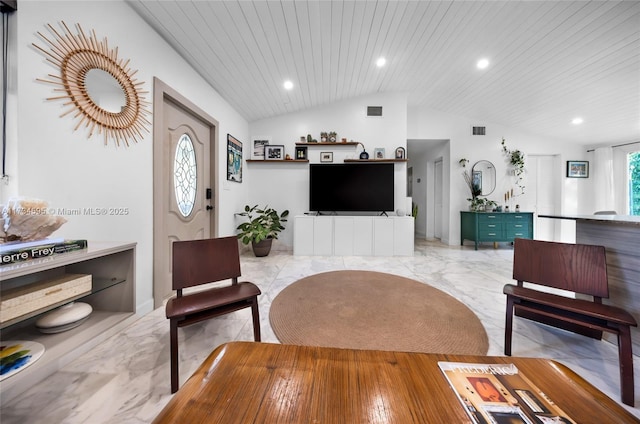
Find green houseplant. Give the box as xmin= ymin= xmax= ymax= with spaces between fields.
xmin=236 ymin=205 xmax=289 ymax=257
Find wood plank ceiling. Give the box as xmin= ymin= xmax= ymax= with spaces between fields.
xmin=126 ymin=0 xmax=640 ymax=145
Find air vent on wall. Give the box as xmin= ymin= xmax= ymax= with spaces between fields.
xmin=367 ymin=106 xmax=383 ymax=117
xmin=472 ymin=126 xmax=486 ymax=135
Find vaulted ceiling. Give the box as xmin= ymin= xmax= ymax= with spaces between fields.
xmin=127 ymin=0 xmax=640 ymax=145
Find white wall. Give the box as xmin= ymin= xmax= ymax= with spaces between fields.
xmin=12 ymin=1 xmax=249 ymax=314
xmin=408 ymin=106 xmax=587 ymax=245
xmin=248 ymin=92 xmax=408 ymax=249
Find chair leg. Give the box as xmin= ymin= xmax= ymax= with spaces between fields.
xmin=505 ymin=296 xmax=514 ymax=356
xmin=617 ymin=325 xmax=635 ymax=406
xmin=170 ymin=319 xmax=179 ymax=394
xmin=251 ymin=297 xmax=261 ymax=342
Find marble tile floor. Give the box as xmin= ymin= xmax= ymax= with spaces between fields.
xmin=1 ymin=239 xmax=639 ymax=423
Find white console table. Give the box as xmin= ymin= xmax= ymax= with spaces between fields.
xmin=294 ymin=215 xmax=414 ymax=256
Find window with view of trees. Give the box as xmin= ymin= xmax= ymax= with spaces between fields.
xmin=629 ymin=151 xmax=640 ymax=216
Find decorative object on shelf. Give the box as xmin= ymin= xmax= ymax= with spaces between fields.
xmin=227 ymin=134 xmax=243 ymax=183
xmin=357 ymin=142 xmax=369 ymax=159
xmin=0 ymin=340 xmax=45 ymax=381
xmin=395 ymin=147 xmax=406 ymax=159
xmin=566 ymin=160 xmax=589 ymax=178
xmin=328 ymin=131 xmax=337 ymax=142
xmin=236 ymin=205 xmax=289 ymax=257
xmin=295 ymin=146 xmax=308 ymax=160
xmin=307 ymin=134 xmax=315 ymax=143
xmin=320 ymin=132 xmax=328 ymax=143
xmin=33 ymin=22 xmax=151 ymax=147
xmin=265 ymin=145 xmax=285 ymax=160
xmin=501 ymin=138 xmax=525 ymax=193
xmin=341 ymin=137 xmax=347 ymax=143
xmin=374 ymin=148 xmax=385 ymax=159
xmin=300 ymin=136 xmax=306 ymax=142
xmin=320 ymin=152 xmax=333 ymax=163
xmin=35 ymin=302 xmax=93 ymax=334
xmin=0 ymin=273 xmax=91 ymax=323
xmin=1 ymin=198 xmax=66 ymax=243
xmin=251 ymin=136 xmax=270 ymax=159
xmin=285 ymin=154 xmax=292 ymax=160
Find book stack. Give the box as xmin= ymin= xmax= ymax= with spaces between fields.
xmin=0 ymin=239 xmax=88 ymax=265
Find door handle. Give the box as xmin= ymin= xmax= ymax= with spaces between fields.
xmin=206 ymin=205 xmax=213 ymax=211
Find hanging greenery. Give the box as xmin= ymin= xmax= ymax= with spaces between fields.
xmin=501 ymin=138 xmax=525 ymax=194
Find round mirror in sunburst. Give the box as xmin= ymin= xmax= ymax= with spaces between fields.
xmin=33 ymin=22 xmax=151 ymax=147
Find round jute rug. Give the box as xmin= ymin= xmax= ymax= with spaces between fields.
xmin=269 ymin=270 xmax=488 ymax=355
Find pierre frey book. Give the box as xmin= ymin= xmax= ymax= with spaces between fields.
xmin=0 ymin=239 xmax=88 ymax=265
xmin=438 ymin=361 xmax=575 ymax=424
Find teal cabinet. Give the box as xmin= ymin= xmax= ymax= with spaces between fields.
xmin=460 ymin=211 xmax=533 ymax=250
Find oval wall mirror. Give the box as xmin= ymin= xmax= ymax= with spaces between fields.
xmin=33 ymin=22 xmax=151 ymax=147
xmin=472 ymin=160 xmax=496 ymax=196
xmin=85 ymin=69 xmax=127 ymax=114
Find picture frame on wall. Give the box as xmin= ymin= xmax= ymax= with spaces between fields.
xmin=566 ymin=160 xmax=589 ymax=178
xmin=320 ymin=152 xmax=333 ymax=162
xmin=265 ymin=145 xmax=285 ymax=160
xmin=227 ymin=134 xmax=243 ymax=183
xmin=395 ymin=147 xmax=406 ymax=159
xmin=295 ymin=146 xmax=308 ymax=160
xmin=374 ymin=148 xmax=385 ymax=159
xmin=251 ymin=136 xmax=270 ymax=159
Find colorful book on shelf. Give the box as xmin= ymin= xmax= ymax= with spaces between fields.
xmin=0 ymin=240 xmax=88 ymax=265
xmin=438 ymin=361 xmax=575 ymax=424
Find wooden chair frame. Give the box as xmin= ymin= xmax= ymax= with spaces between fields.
xmin=504 ymin=238 xmax=637 ymax=406
xmin=165 ymin=237 xmax=261 ymax=393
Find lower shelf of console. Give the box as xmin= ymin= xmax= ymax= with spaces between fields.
xmin=1 ymin=310 xmax=136 ymax=402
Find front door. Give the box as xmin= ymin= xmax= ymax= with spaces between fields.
xmin=153 ymin=78 xmax=218 ymax=308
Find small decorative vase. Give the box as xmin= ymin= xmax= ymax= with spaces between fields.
xmin=359 ymin=150 xmax=369 ymax=160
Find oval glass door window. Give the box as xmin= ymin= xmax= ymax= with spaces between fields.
xmin=174 ymin=134 xmax=197 ymax=217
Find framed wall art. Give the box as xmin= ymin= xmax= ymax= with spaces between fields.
xmin=374 ymin=148 xmax=385 ymax=159
xmin=251 ymin=136 xmax=270 ymax=159
xmin=227 ymin=134 xmax=243 ymax=183
xmin=566 ymin=160 xmax=589 ymax=178
xmin=320 ymin=152 xmax=333 ymax=162
xmin=265 ymin=145 xmax=285 ymax=160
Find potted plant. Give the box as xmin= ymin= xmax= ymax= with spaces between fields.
xmin=501 ymin=138 xmax=525 ymax=193
xmin=236 ymin=205 xmax=289 ymax=257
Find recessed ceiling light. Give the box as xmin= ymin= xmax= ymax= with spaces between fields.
xmin=283 ymin=80 xmax=294 ymax=90
xmin=376 ymin=57 xmax=386 ymax=67
xmin=476 ymin=58 xmax=490 ymax=69
xmin=572 ymin=117 xmax=584 ymax=125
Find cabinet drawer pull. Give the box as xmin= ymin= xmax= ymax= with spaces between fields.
xmin=488 ymin=233 xmax=497 ymax=236
xmin=45 ymin=288 xmax=63 ymax=296
xmin=514 ymin=225 xmax=522 ymax=228
xmin=487 ymin=224 xmax=496 ymax=228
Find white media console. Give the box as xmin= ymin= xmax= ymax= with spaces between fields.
xmin=294 ymin=215 xmax=414 ymax=256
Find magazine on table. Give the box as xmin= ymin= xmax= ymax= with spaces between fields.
xmin=438 ymin=361 xmax=575 ymax=424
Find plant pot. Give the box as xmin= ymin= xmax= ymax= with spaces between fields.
xmin=251 ymin=238 xmax=273 ymax=257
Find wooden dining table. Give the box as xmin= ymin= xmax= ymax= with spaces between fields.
xmin=152 ymin=341 xmax=639 ymax=423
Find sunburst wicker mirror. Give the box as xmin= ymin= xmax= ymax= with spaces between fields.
xmin=33 ymin=22 xmax=151 ymax=147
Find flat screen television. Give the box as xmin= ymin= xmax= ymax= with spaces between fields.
xmin=309 ymin=163 xmax=394 ymax=212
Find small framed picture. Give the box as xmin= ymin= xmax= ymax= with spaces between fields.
xmin=295 ymin=146 xmax=308 ymax=160
xmin=320 ymin=152 xmax=333 ymax=162
xmin=566 ymin=160 xmax=589 ymax=178
xmin=374 ymin=148 xmax=385 ymax=159
xmin=265 ymin=145 xmax=285 ymax=160
xmin=395 ymin=147 xmax=406 ymax=159
xmin=251 ymin=136 xmax=270 ymax=159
